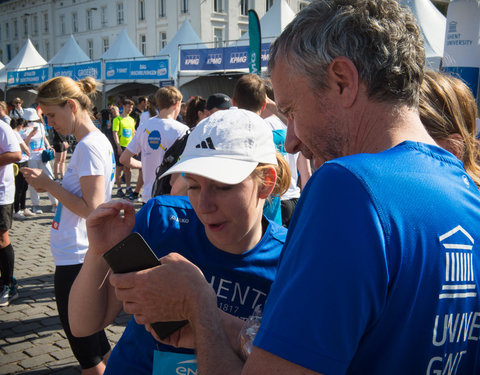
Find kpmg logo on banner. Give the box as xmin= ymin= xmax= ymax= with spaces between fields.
xmin=206 ymin=53 xmax=222 ymax=65
xmin=180 ymin=43 xmax=271 ymax=71
xmin=184 ymin=54 xmax=200 ymax=66
xmin=230 ymin=51 xmax=247 ymax=64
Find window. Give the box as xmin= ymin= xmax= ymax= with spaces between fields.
xmin=60 ymin=15 xmax=65 ymax=35
xmin=87 ymin=39 xmax=94 ymax=59
xmin=13 ymin=19 xmax=17 ymax=38
xmin=180 ymin=0 xmax=188 ymax=14
xmin=139 ymin=0 xmax=145 ymax=20
xmin=101 ymin=6 xmax=107 ymax=27
xmin=44 ymin=40 xmax=49 ymax=60
xmin=159 ymin=31 xmax=167 ymax=49
xmin=103 ymin=37 xmax=109 ymax=52
xmin=214 ymin=0 xmax=224 ymax=12
xmin=5 ymin=22 xmax=9 ymax=39
xmin=72 ymin=12 xmax=78 ymax=33
xmin=266 ymin=0 xmax=274 ymax=11
xmin=43 ymin=12 xmax=48 ymax=33
xmin=23 ymin=17 xmax=28 ymax=37
xmin=32 ymin=14 xmax=38 ymax=35
xmin=87 ymin=9 xmax=93 ymax=30
xmin=240 ymin=0 xmax=249 ymax=15
xmin=140 ymin=34 xmax=146 ymax=55
xmin=214 ymin=27 xmax=224 ymax=48
xmin=117 ymin=3 xmax=124 ymax=25
xmin=158 ymin=0 xmax=166 ymax=17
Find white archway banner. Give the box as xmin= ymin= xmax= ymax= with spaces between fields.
xmin=442 ymin=0 xmax=480 ymax=98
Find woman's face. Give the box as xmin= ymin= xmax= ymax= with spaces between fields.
xmin=40 ymin=102 xmax=75 ymax=136
xmin=185 ymin=173 xmax=265 ymax=254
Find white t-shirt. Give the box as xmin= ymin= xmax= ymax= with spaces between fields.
xmin=127 ymin=116 xmax=188 ymax=202
xmin=50 ymin=131 xmax=115 ymax=265
xmin=25 ymin=122 xmax=47 ymax=161
xmin=139 ymin=111 xmax=155 ymax=128
xmin=0 ymin=120 xmax=20 ymax=204
xmin=263 ymin=115 xmax=301 ymax=200
xmin=14 ymin=131 xmax=29 ymax=163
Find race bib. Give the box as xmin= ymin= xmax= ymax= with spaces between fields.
xmin=153 ymin=351 xmax=197 ymax=375
xmin=122 ymin=128 xmax=132 ymax=138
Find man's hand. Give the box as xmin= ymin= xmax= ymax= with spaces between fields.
xmin=109 ymin=252 xmax=214 ymax=325
xmin=86 ymin=200 xmax=136 ymax=256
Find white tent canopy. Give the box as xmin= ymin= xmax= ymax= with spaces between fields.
xmin=100 ymin=28 xmax=144 ymax=60
xmin=0 ymin=39 xmax=48 ymax=84
xmin=157 ymin=19 xmax=206 ymax=81
xmin=234 ymin=0 xmax=295 ymax=45
xmin=49 ymin=35 xmax=90 ymax=64
xmin=400 ymin=0 xmax=446 ymax=70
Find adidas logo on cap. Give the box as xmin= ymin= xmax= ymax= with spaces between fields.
xmin=195 ymin=137 xmax=216 ymax=150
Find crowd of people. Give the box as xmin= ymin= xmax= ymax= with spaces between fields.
xmin=1 ymin=0 xmax=480 ymax=373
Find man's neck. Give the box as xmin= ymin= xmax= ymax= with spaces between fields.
xmin=158 ymin=108 xmax=176 ymax=120
xmin=351 ymin=101 xmax=436 ymax=155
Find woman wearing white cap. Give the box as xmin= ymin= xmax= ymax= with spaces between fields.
xmin=69 ymin=108 xmax=290 ymax=375
xmin=22 ymin=107 xmax=57 ymax=213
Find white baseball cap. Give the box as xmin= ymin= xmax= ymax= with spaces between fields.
xmin=22 ymin=108 xmax=41 ymax=122
xmin=161 ymin=108 xmax=278 ymax=185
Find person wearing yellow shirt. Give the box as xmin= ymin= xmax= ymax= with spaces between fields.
xmin=112 ymin=99 xmax=135 ymax=197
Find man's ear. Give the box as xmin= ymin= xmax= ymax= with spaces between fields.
xmin=327 ymin=57 xmax=359 ymax=108
xmin=258 ymin=166 xmax=277 ymax=199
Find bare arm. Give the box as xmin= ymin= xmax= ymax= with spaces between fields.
xmin=0 ymin=151 xmax=21 ymax=166
xmin=21 ymin=169 xmax=106 ymax=219
xmin=119 ymin=148 xmax=142 ymax=169
xmin=69 ymin=200 xmax=136 ymax=336
xmin=19 ymin=142 xmax=30 ymax=156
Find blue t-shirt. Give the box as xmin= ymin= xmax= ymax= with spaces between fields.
xmin=105 ymin=195 xmax=287 ymax=375
xmin=255 ymin=141 xmax=480 ymax=374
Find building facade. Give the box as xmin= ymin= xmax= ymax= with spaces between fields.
xmin=0 ymin=0 xmax=310 ymax=64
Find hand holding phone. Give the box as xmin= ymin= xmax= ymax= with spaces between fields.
xmin=103 ymin=232 xmax=188 ymax=339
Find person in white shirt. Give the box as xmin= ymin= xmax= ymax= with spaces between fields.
xmin=22 ymin=76 xmax=115 ymax=375
xmin=0 ymin=120 xmax=21 ymax=306
xmin=120 ymin=86 xmax=189 ymax=204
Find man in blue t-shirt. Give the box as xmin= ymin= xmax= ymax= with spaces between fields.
xmin=101 ymin=1 xmax=480 ymax=374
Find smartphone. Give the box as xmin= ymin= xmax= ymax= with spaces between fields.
xmin=103 ymin=232 xmax=188 ymax=339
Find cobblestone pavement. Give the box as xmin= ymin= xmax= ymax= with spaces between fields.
xmin=0 ymin=172 xmax=142 ymax=374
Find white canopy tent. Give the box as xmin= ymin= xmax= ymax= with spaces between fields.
xmin=157 ymin=19 xmax=206 ymax=87
xmin=0 ymin=39 xmax=48 ymax=84
xmin=400 ymin=0 xmax=446 ymax=70
xmin=234 ymin=0 xmax=296 ymax=46
xmin=0 ymin=39 xmax=48 ymax=102
xmin=49 ymin=35 xmax=90 ymax=65
xmin=100 ymin=28 xmax=144 ymax=60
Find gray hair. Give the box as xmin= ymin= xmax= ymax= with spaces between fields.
xmin=268 ymin=0 xmax=425 ymax=107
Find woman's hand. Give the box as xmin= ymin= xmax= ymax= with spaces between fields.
xmin=86 ymin=200 xmax=136 ymax=256
xmin=21 ymin=167 xmax=52 ymax=193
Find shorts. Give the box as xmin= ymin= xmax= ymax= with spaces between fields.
xmin=115 ymin=146 xmax=127 ymax=167
xmin=53 ymin=142 xmax=66 ymax=153
xmin=0 ymin=203 xmax=13 ymax=231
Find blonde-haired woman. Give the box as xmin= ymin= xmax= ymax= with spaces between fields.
xmin=69 ymin=108 xmax=290 ymax=374
xmin=419 ymin=71 xmax=480 ymax=187
xmin=22 ymin=76 xmax=115 ymax=375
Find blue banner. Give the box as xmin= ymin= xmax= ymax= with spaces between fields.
xmin=443 ymin=66 xmax=480 ymax=99
xmin=52 ymin=61 xmax=101 ymax=81
xmin=180 ymin=43 xmax=270 ymax=71
xmin=105 ymin=59 xmax=168 ymax=80
xmin=7 ymin=67 xmax=49 ymax=86
xmin=159 ymin=79 xmax=175 ymax=87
